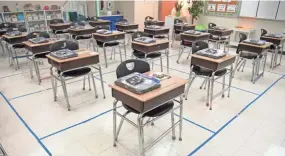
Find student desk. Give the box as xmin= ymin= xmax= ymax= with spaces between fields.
xmin=191 ymin=54 xmax=236 ymax=110
xmin=49 ymin=23 xmax=71 ymax=31
xmin=144 ymin=27 xmax=170 ymax=40
xmin=2 ymin=33 xmax=28 ymax=69
xmin=172 ymin=24 xmax=195 ymax=47
xmin=23 ymin=39 xmax=58 ymax=84
xmin=177 ymin=32 xmax=210 ymax=63
xmin=68 ymin=27 xmax=97 ymax=37
xmin=238 ymin=42 xmax=272 ymax=83
xmin=93 ymin=31 xmax=126 ymax=67
xmin=208 ymin=29 xmax=233 ymax=52
xmin=260 ymin=36 xmax=285 ymax=69
xmin=144 ymin=20 xmax=165 ymax=26
xmin=116 ymin=23 xmax=139 ymax=31
xmin=47 ymin=49 xmax=106 ymax=110
xmin=132 ymin=40 xmax=170 ymax=73
xmin=89 ymin=20 xmax=111 ymax=27
xmin=109 ymin=72 xmax=187 ymax=156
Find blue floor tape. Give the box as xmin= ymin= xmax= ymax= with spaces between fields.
xmin=187 ymin=74 xmax=285 ymax=156
xmin=0 ymin=92 xmax=52 ymax=156
xmin=174 ymin=114 xmax=215 ymax=134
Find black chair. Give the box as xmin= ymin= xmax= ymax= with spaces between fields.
xmin=260 ymin=29 xmax=267 ymax=36
xmin=132 ymin=31 xmax=163 ymax=72
xmin=92 ymin=25 xmax=122 ymax=68
xmin=50 ymin=19 xmax=69 ymax=39
xmin=184 ymin=41 xmax=228 ymax=110
xmin=208 ymin=22 xmax=228 ymax=49
xmin=145 ymin=16 xmax=154 ymax=21
xmin=49 ymin=40 xmax=98 ymax=111
xmin=113 ymin=59 xmax=177 ymax=154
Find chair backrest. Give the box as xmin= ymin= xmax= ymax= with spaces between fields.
xmin=131 ymin=31 xmax=147 ymax=40
xmin=18 ymin=26 xmax=27 ymax=32
xmin=145 ymin=16 xmax=154 ymax=21
xmin=94 ymin=25 xmax=110 ymax=31
xmin=260 ymin=29 xmax=267 ymax=36
xmin=50 ymin=19 xmax=64 ymax=24
xmin=239 ymin=33 xmax=247 ymax=43
xmin=192 ymin=41 xmax=209 ymax=54
xmin=6 ymin=27 xmax=14 ymax=32
xmin=208 ymin=23 xmax=216 ymax=29
xmin=49 ymin=40 xmax=79 ymax=52
xmin=0 ymin=23 xmax=5 ymax=29
xmin=77 ymin=21 xmax=86 ymax=26
xmin=27 ymin=31 xmax=50 ymax=39
xmin=116 ymin=59 xmax=150 ymax=78
xmin=174 ymin=19 xmax=183 ymax=24
xmin=117 ymin=18 xmax=128 ymax=23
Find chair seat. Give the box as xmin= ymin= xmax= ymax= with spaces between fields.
xmin=193 ymin=65 xmax=227 ymax=77
xmin=58 ymin=67 xmax=91 ymax=77
xmin=73 ymin=35 xmax=92 ymax=40
xmin=182 ymin=41 xmax=192 ymax=47
xmin=96 ymin=41 xmax=120 ymax=47
xmin=122 ymin=101 xmax=174 ymax=117
xmin=34 ymin=53 xmax=49 ymax=58
xmin=13 ymin=43 xmax=25 ymax=49
xmin=133 ymin=50 xmax=161 ymax=59
xmin=54 ymin=30 xmax=68 ymax=34
xmin=240 ymin=51 xmax=262 ymax=59
xmin=209 ymin=35 xmax=227 ymax=41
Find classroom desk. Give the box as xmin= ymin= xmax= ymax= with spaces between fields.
xmin=49 ymin=23 xmax=71 ymax=31
xmin=191 ymin=54 xmax=236 ymax=110
xmin=116 ymin=23 xmax=139 ymax=31
xmin=174 ymin=23 xmax=195 ymax=32
xmin=144 ymin=20 xmax=165 ymax=26
xmin=109 ymin=72 xmax=187 ymax=156
xmin=68 ymin=27 xmax=97 ymax=37
xmin=260 ymin=36 xmax=285 ymax=69
xmin=89 ymin=20 xmax=111 ymax=27
xmin=144 ymin=27 xmax=170 ymax=40
xmin=177 ymin=32 xmax=210 ymax=63
xmin=93 ymin=31 xmax=126 ymax=67
xmin=47 ymin=49 xmax=106 ymax=110
xmin=2 ymin=33 xmax=28 ymax=69
xmin=132 ymin=40 xmax=170 ymax=73
xmin=238 ymin=42 xmax=272 ymax=83
xmin=23 ymin=39 xmax=58 ymax=84
xmin=208 ymin=29 xmax=233 ymax=51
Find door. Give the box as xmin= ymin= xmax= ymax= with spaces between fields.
xmin=159 ymin=1 xmax=177 ymax=21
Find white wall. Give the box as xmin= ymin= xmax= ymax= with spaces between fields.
xmin=197 ymin=15 xmax=285 ymax=39
xmin=134 ymin=1 xmax=158 ymax=30
xmin=114 ymin=1 xmax=134 ymax=22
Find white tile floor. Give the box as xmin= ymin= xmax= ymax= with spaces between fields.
xmin=0 ymin=40 xmax=285 ymax=156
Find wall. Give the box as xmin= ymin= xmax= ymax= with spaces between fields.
xmin=113 ymin=1 xmax=134 ymax=22
xmin=197 ymin=15 xmax=285 ymax=39
xmin=134 ymin=1 xmax=159 ymax=30
xmin=87 ymin=1 xmax=96 ymax=17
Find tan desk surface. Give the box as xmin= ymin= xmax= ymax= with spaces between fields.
xmin=239 ymin=42 xmax=272 ymax=49
xmin=192 ymin=53 xmax=236 ymax=64
xmin=181 ymin=32 xmax=210 ymax=37
xmin=22 ymin=39 xmax=57 ymax=47
xmin=2 ymin=33 xmax=27 ymax=39
xmin=46 ymin=49 xmax=99 ymax=63
xmin=260 ymin=36 xmax=285 ymax=41
xmin=132 ymin=40 xmax=169 ymax=46
xmin=93 ymin=31 xmax=126 ymax=37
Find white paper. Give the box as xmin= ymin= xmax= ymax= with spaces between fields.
xmin=227 ymin=4 xmax=236 ymax=12
xmin=217 ymin=4 xmax=226 ymax=12
xmin=208 ymin=4 xmax=216 ymax=11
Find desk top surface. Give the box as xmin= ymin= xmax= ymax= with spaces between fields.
xmin=68 ymin=27 xmax=95 ymax=31
xmin=239 ymin=42 xmax=272 ymax=48
xmin=93 ymin=31 xmax=126 ymax=37
xmin=192 ymin=53 xmax=236 ymax=63
xmin=174 ymin=23 xmax=195 ymax=27
xmin=181 ymin=32 xmax=210 ymax=37
xmin=46 ymin=49 xmax=99 ymax=63
xmin=49 ymin=23 xmax=71 ymax=27
xmin=144 ymin=27 xmax=169 ymax=31
xmin=208 ymin=29 xmax=233 ymax=33
xmin=22 ymin=39 xmax=57 ymax=47
xmin=132 ymin=39 xmax=169 ymax=46
xmin=260 ymin=36 xmax=285 ymax=41
xmin=109 ymin=72 xmax=187 ymax=102
xmin=2 ymin=33 xmax=27 ymax=39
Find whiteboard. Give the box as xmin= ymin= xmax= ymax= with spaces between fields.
xmin=239 ymin=1 xmax=259 ymax=18
xmin=256 ymin=1 xmax=279 ymax=19
xmin=276 ymin=1 xmax=285 ymax=20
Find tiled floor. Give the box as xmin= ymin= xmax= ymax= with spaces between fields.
xmin=0 ymin=40 xmax=285 ymax=156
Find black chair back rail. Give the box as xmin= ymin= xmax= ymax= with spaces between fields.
xmin=116 ymin=59 xmax=150 ymax=78
xmin=192 ymin=41 xmax=209 ymax=54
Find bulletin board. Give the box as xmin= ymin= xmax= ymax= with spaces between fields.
xmin=204 ymin=0 xmax=241 ymax=17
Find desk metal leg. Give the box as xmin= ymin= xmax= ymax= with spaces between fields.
xmin=113 ymin=99 xmax=118 ymax=147
xmin=50 ymin=67 xmax=57 ymax=101
xmin=98 ymin=64 xmax=106 ymax=98
xmin=138 ymin=114 xmax=145 ymax=156
xmin=176 ymin=42 xmax=183 ymax=64
xmin=60 ymin=75 xmax=71 ymax=111
xmin=228 ymin=65 xmax=233 ymax=97
xmin=124 ymin=39 xmax=127 ymax=60
xmin=119 ymin=45 xmax=122 ymax=63
xmin=209 ymin=72 xmax=215 ymax=110
xmin=33 ymin=59 xmax=41 ymax=85
xmin=166 ymin=49 xmax=169 ymax=74
xmin=103 ymin=46 xmax=108 ymax=68
xmin=171 ymin=31 xmax=175 ymax=47
xmin=179 ymin=95 xmax=183 ymax=141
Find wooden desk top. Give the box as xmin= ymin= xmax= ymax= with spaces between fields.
xmin=132 ymin=39 xmax=169 ymax=46
xmin=93 ymin=31 xmax=125 ymax=37
xmin=49 ymin=23 xmax=71 ymax=27
xmin=181 ymin=32 xmax=210 ymax=37
xmin=239 ymin=42 xmax=272 ymax=49
xmin=260 ymin=36 xmax=285 ymax=41
xmin=2 ymin=33 xmax=27 ymax=39
xmin=46 ymin=49 xmax=99 ymax=63
xmin=192 ymin=53 xmax=236 ymax=64
xmin=22 ymin=39 xmax=57 ymax=47
xmin=109 ymin=72 xmax=188 ymax=102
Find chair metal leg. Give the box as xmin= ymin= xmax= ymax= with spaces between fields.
xmin=33 ymin=59 xmax=41 ymax=85
xmin=179 ymin=95 xmax=183 ymax=141
xmin=50 ymin=68 xmax=56 ymax=101
xmin=90 ymin=72 xmax=98 ymax=98
xmin=176 ymin=43 xmax=184 ymax=64
xmin=209 ymin=73 xmax=215 ymax=110
xmin=60 ymin=75 xmax=71 ymax=111
xmin=12 ymin=48 xmax=20 ymax=70
xmin=113 ymin=100 xmax=118 ymax=147
xmin=83 ymin=76 xmax=86 ymax=90
xmin=119 ymin=45 xmax=123 ymax=62
xmin=98 ymin=65 xmax=106 ymax=98
xmin=88 ymin=74 xmax=91 ymax=91
xmin=187 ymin=49 xmax=192 ymax=59
xmin=199 ymin=79 xmax=207 ymax=89
xmin=160 ymin=55 xmax=163 ymax=72
xmin=241 ymin=59 xmax=247 ymax=72
xmin=222 ymin=75 xmax=225 ymax=98
xmin=251 ymin=60 xmax=256 ymax=82
xmin=171 ymin=111 xmax=176 ymax=140
xmin=138 ymin=114 xmax=145 ymax=156
xmin=206 ymin=79 xmax=210 ymax=106
xmin=184 ymin=66 xmax=195 ymax=100
xmin=228 ymin=65 xmax=233 ymax=97
xmin=116 ymin=111 xmax=130 ymax=141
